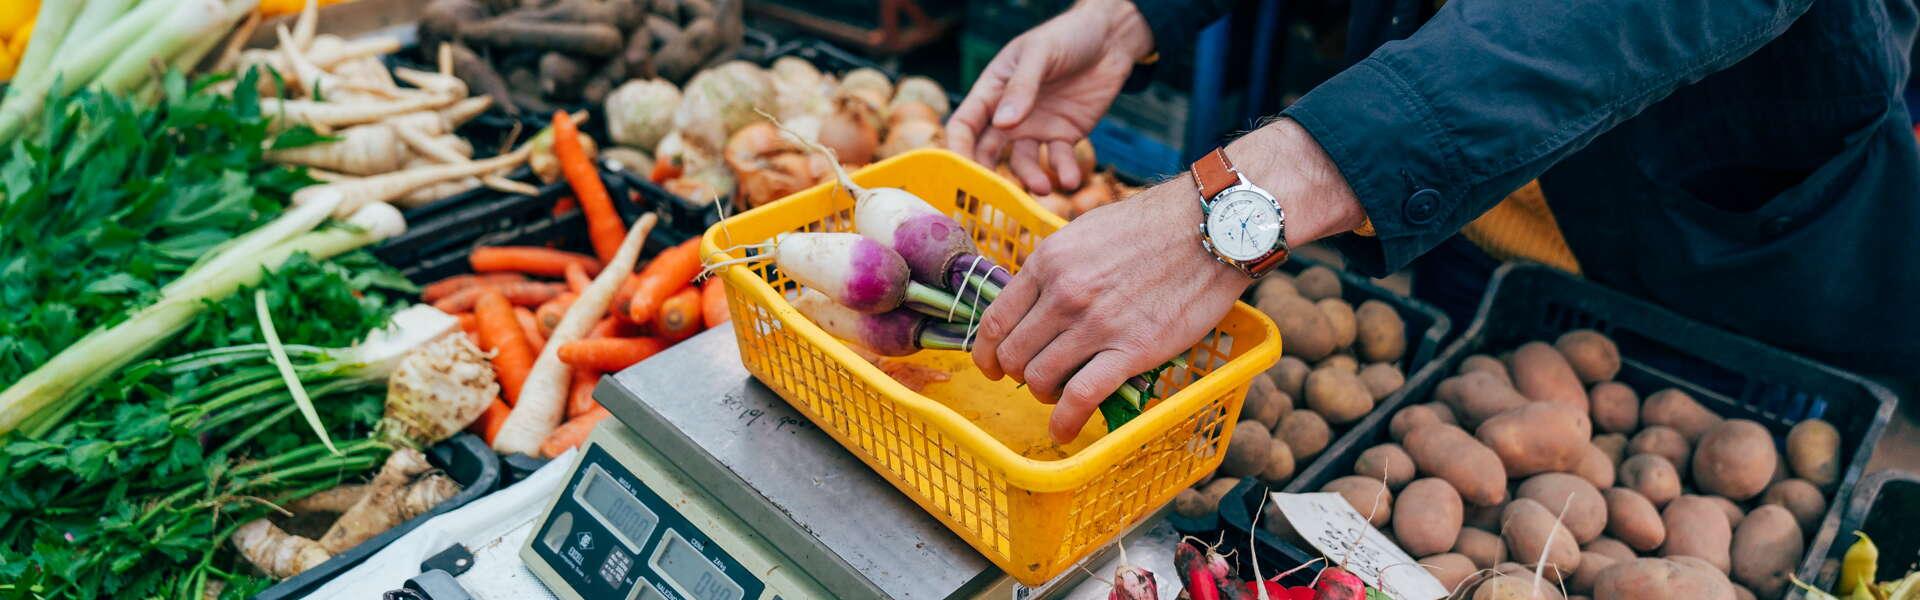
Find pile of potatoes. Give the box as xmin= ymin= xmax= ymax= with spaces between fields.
xmin=1264 ymin=329 xmax=1843 ymax=600
xmin=1170 ymin=266 xmax=1413 ymax=519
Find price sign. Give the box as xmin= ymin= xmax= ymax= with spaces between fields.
xmin=1267 ymin=492 xmax=1449 ymax=600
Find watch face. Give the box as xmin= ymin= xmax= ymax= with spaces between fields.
xmin=1205 ymin=189 xmax=1282 ymax=261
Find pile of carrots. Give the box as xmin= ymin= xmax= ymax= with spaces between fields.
xmin=421 ymin=112 xmax=729 ymax=458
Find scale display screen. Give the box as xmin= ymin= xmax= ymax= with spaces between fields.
xmin=652 ymin=530 xmax=744 ymax=600
xmin=576 ymin=464 xmax=659 ymax=550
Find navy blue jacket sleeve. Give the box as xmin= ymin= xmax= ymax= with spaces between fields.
xmin=1281 ymin=0 xmax=1818 ymax=276
xmin=1129 ymin=0 xmax=1233 ymax=66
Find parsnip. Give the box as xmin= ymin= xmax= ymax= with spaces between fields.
xmin=233 ymin=519 xmax=332 ymax=578
xmin=286 ymin=484 xmax=369 ymax=515
xmin=261 ymin=93 xmax=458 ymax=131
xmin=318 ymin=447 xmax=435 ymax=553
xmin=296 ymin=145 xmax=531 ymax=216
xmin=399 ymin=474 xmax=462 ymax=519
xmin=268 ymin=122 xmax=413 ymax=175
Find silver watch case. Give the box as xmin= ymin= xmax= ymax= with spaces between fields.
xmin=1197 ymin=176 xmax=1289 ymax=278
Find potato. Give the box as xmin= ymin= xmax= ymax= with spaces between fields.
xmin=1474 ymin=574 xmax=1565 ymax=600
xmin=1318 ymin=298 xmax=1358 ymax=349
xmin=1628 ymin=427 xmax=1691 ymax=478
xmin=1254 ymin=275 xmax=1299 ymax=305
xmin=1306 ymin=366 xmax=1375 ymax=425
xmin=1267 ymin=356 xmax=1311 ymax=398
xmin=1510 ymin=341 xmax=1589 ymax=412
xmin=1693 ymin=420 xmax=1777 ymax=501
xmin=1438 ymin=370 xmax=1530 ymax=428
xmin=1661 ymin=496 xmax=1733 ymax=573
xmin=1642 ymin=389 xmax=1722 ymax=443
xmin=1240 ymin=375 xmax=1290 ymax=429
xmin=1589 ymin=382 xmax=1639 ymax=434
xmin=1786 ymin=418 xmax=1841 ymax=487
xmin=1668 ymin=557 xmax=1731 ymax=583
xmin=1395 ymin=478 xmax=1465 ymax=556
xmin=1423 ymin=552 xmax=1480 ymax=592
xmin=1574 ymin=443 xmax=1617 ymax=489
xmin=1355 ymin=300 xmax=1407 ymax=363
xmin=1407 ymin=424 xmax=1510 ymax=506
xmin=1602 ymin=487 xmax=1667 ymax=552
xmin=1594 ymin=558 xmax=1737 ymax=600
xmin=1172 ymin=488 xmax=1211 ymax=518
xmin=1619 ymin=455 xmax=1682 ymax=508
xmin=1583 ymin=537 xmax=1636 ymax=563
xmin=1554 ymin=330 xmax=1621 ymax=384
xmin=1276 ymin=411 xmax=1332 ymax=460
xmin=1466 ymin=503 xmax=1505 ymax=531
xmin=1355 ymin=444 xmax=1417 ymax=490
xmin=1517 ymin=473 xmax=1608 ymax=544
xmin=1456 ymin=527 xmax=1508 ymax=568
xmin=1320 ymin=353 xmax=1360 ymax=374
xmin=1592 ymin=433 xmax=1628 ymax=466
xmin=1200 ymin=477 xmax=1241 ymax=507
xmin=1461 ymin=354 xmax=1513 ymax=383
xmin=1263 ymin=294 xmax=1337 ymax=361
xmin=1391 ymin=404 xmax=1455 ymax=442
xmin=1296 ymin=265 xmax=1343 ymax=300
xmin=1732 ymin=584 xmax=1756 ymax=600
xmin=1323 ymin=475 xmax=1394 ymax=527
xmin=1220 ymin=421 xmax=1274 ymax=478
xmin=1702 ymin=496 xmax=1745 ymax=529
xmin=1502 ymin=498 xmax=1582 ymax=581
xmin=1730 ymin=505 xmax=1802 ymax=598
xmin=1572 ymin=551 xmax=1619 ymax=595
xmin=1261 ymin=440 xmax=1296 ymax=483
xmin=1477 ymin=402 xmax=1593 ymax=477
xmin=1761 ymin=479 xmax=1827 ymax=533
xmin=1359 ymin=363 xmax=1406 ymax=400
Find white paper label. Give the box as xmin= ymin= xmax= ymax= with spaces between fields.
xmin=1267 ymin=492 xmax=1449 ymax=600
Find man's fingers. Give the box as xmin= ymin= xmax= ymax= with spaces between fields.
xmin=1009 ymin=139 xmax=1053 ymax=195
xmin=993 ymin=45 xmax=1051 ymax=128
xmin=1050 ymin=350 xmax=1136 ymax=444
xmin=992 ymin=291 xmax=1069 ymax=388
xmin=1047 ymin=140 xmax=1081 ymax=191
xmin=946 ymin=58 xmax=1005 ymax=157
xmin=971 ymin=273 xmax=1039 ymax=380
xmin=1021 ymin=326 xmax=1100 ymax=403
xmin=975 ymin=128 xmax=1010 ymax=169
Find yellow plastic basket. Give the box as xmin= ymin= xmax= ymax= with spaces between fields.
xmin=701 ymin=148 xmax=1281 ymax=585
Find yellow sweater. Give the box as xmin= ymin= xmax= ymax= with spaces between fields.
xmin=1460 ymin=181 xmax=1581 ymax=274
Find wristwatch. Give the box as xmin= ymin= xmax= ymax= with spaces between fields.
xmin=1191 ymin=148 xmax=1289 ymax=278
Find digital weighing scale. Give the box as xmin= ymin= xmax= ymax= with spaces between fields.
xmin=518 ymin=324 xmax=1168 ymax=600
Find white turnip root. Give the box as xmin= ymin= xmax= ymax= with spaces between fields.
xmin=791 ymin=289 xmax=968 ymax=357
xmin=709 ymin=233 xmax=978 ymax=321
xmin=232 ymin=520 xmax=331 ymax=578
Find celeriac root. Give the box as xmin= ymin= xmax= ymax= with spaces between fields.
xmin=399 ymin=474 xmax=461 ymax=520
xmin=233 ymin=519 xmax=332 ymax=578
xmin=317 ymin=448 xmax=435 ymax=553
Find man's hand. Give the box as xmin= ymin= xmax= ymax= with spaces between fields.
xmin=973 ymin=182 xmax=1246 ymax=443
xmin=974 ymin=119 xmax=1367 ymax=443
xmin=946 ymin=0 xmax=1153 ymax=195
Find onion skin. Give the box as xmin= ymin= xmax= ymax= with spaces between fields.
xmin=879 ymin=119 xmax=944 ymax=159
xmin=818 ymin=95 xmax=880 ymax=165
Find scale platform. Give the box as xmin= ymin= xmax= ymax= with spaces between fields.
xmin=522 ymin=324 xmax=1185 ymax=600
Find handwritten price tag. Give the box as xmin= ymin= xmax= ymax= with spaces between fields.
xmin=1268 ymin=492 xmax=1449 ymax=600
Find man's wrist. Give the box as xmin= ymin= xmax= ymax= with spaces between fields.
xmin=1224 ymin=118 xmax=1366 ymax=249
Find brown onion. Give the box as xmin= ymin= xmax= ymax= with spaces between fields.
xmin=878 ymin=119 xmax=945 ymax=159
xmin=887 ymin=101 xmax=942 ymax=130
xmin=818 ymin=95 xmax=880 ymax=164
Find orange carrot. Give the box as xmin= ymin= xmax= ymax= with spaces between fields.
xmin=541 ymin=406 xmax=610 ymax=458
xmin=535 ymin=293 xmax=578 ymax=337
xmin=656 ymin=287 xmax=703 ymax=341
xmin=432 ymin=281 xmax=567 ymax=313
xmin=564 ymin=262 xmax=591 ymax=294
xmin=557 ymin=337 xmax=666 ymax=372
xmin=470 ymin=397 xmax=512 ymax=445
xmin=476 ymin=289 xmax=538 ymax=404
xmin=553 ymin=111 xmax=626 ymax=263
xmin=609 ymin=277 xmax=643 ymax=324
xmin=625 ymin=238 xmax=702 ymax=325
xmin=566 ymin=368 xmax=601 ymax=419
xmin=587 ymin=317 xmax=643 ymax=339
xmin=701 ymin=278 xmax=729 ymax=327
xmin=423 ymin=273 xmax=527 ymax=303
xmin=470 ymin=246 xmax=603 ymax=278
xmin=458 ymin=313 xmax=479 ymax=341
xmin=515 ymin=306 xmax=546 ymax=353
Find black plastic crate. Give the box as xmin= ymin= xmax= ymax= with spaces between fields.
xmin=1807 ymin=470 xmax=1920 ymax=596
xmin=1217 ymin=262 xmax=1897 ymax=589
xmin=253 ymin=433 xmax=501 ymax=600
xmin=374 ymin=161 xmax=697 ymax=285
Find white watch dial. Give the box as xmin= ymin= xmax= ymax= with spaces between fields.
xmin=1205 ymin=189 xmax=1282 ymax=261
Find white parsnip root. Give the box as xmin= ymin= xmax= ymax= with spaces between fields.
xmin=232 ymin=520 xmax=331 ymax=579
xmin=317 ymin=448 xmax=435 ymax=553
xmin=492 ymin=214 xmax=660 ymax=456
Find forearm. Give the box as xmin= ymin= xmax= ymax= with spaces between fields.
xmin=1224 ymin=118 xmax=1368 ymax=250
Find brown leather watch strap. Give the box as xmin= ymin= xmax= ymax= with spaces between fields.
xmin=1191 ymin=148 xmax=1238 ymax=200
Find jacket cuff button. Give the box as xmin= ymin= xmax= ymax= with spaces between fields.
xmin=1404 ymin=188 xmax=1442 ymax=224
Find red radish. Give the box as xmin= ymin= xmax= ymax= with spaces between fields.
xmin=1175 ymin=541 xmax=1223 ymax=600
xmin=790 ymin=289 xmax=968 ymax=357
xmin=1311 ymin=568 xmax=1365 ymax=600
xmin=706 ymin=232 xmax=978 ymax=321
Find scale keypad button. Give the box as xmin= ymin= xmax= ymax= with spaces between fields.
xmin=601 ymin=547 xmax=634 ymax=585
